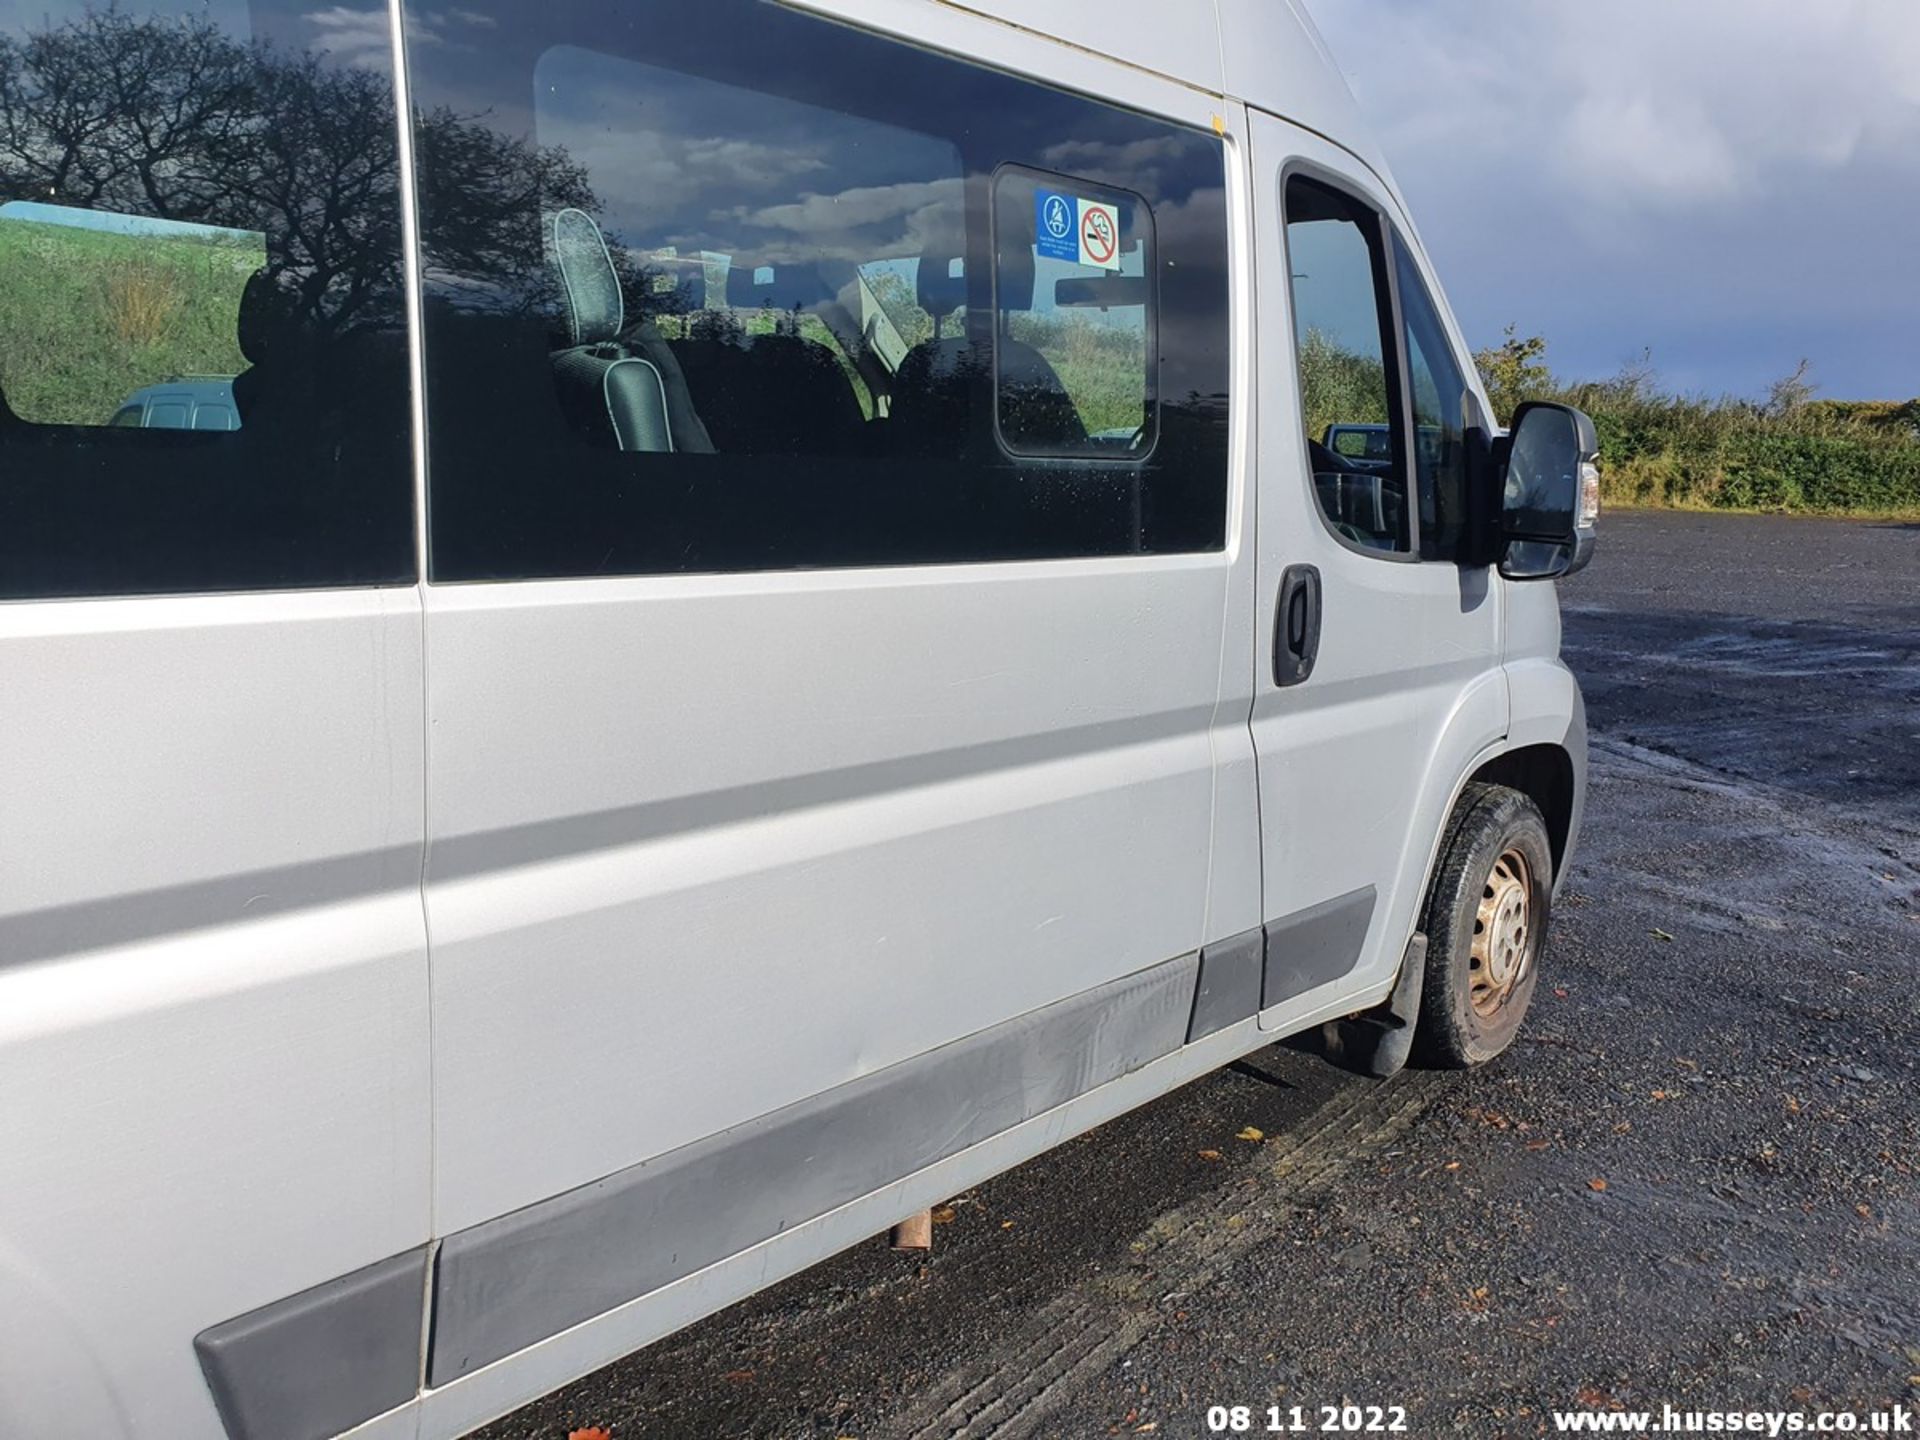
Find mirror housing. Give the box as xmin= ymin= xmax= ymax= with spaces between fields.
xmin=1496 ymin=401 xmax=1599 ymax=581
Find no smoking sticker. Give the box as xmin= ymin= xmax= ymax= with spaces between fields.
xmin=1034 ymin=189 xmax=1123 ymax=270
xmin=1078 ymin=200 xmax=1120 ymax=270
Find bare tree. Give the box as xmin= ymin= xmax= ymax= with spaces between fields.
xmin=1765 ymin=358 xmax=1817 ymax=417
xmin=0 ymin=10 xmax=596 ymax=337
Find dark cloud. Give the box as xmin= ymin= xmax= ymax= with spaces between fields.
xmin=1312 ymin=0 xmax=1920 ymax=399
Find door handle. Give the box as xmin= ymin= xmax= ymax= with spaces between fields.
xmin=1272 ymin=563 xmax=1322 ymax=687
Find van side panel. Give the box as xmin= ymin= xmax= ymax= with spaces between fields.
xmin=424 ymin=562 xmax=1225 ymax=1233
xmin=0 ymin=592 xmax=430 ymax=1439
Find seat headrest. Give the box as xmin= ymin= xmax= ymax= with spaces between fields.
xmin=916 ymin=251 xmax=965 ymax=317
xmin=996 ymin=238 xmax=1035 ymax=313
xmin=724 ymin=261 xmax=833 ymax=311
xmin=551 ymin=208 xmax=623 ymax=346
xmin=236 ymin=269 xmax=301 ymax=366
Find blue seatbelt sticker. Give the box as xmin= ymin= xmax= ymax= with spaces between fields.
xmin=1035 ymin=190 xmax=1078 ymax=263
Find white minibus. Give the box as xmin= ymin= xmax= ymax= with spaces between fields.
xmin=0 ymin=0 xmax=1596 ymax=1435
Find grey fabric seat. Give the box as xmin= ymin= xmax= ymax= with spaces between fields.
xmin=547 ymin=208 xmax=673 ymax=453
xmin=654 ymin=261 xmax=867 ymax=455
xmin=888 ymin=244 xmax=1089 ymax=456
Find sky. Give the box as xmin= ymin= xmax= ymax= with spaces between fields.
xmin=1309 ymin=0 xmax=1920 ymax=401
xmin=0 ymin=201 xmax=260 ymax=246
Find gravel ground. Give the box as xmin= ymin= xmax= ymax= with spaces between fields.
xmin=485 ymin=509 xmax=1920 ymax=1440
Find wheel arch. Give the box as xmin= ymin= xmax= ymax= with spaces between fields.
xmin=1467 ymin=742 xmax=1577 ymax=881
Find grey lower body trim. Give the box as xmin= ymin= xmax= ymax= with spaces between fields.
xmin=194 ymin=1245 xmax=429 ymax=1440
xmin=1185 ymin=926 xmax=1264 ymax=1042
xmin=1262 ymin=885 xmax=1376 ymax=1008
xmin=428 ymin=952 xmax=1199 ymax=1383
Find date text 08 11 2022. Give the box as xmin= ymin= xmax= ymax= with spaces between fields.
xmin=1207 ymin=1404 xmax=1411 ymax=1434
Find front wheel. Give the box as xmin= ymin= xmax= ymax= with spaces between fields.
xmin=1413 ymin=782 xmax=1555 ymax=1068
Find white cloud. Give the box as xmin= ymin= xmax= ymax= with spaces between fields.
xmin=303 ymin=5 xmax=502 ymax=68
xmin=545 ymin=126 xmax=837 ymax=246
xmin=725 ymin=178 xmax=963 ymax=262
xmin=300 ymin=5 xmax=395 ymax=69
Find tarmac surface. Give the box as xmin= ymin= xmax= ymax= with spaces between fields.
xmin=484 ymin=509 xmax=1920 ymax=1440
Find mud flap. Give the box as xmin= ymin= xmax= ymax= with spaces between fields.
xmin=1299 ymin=934 xmax=1427 ymax=1079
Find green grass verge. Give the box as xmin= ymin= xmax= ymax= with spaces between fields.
xmin=1591 ymin=421 xmax=1920 ymax=518
xmin=0 ymin=218 xmax=259 ymax=426
xmin=1479 ymin=330 xmax=1920 ymax=519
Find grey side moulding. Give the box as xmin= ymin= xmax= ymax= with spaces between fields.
xmin=195 ymin=898 xmax=1376 ymax=1424
xmin=1186 ymin=925 xmax=1265 ymax=1041
xmin=1262 ymin=885 xmax=1376 ymax=1008
xmin=427 ymin=951 xmax=1200 ymax=1383
xmin=194 ymin=1245 xmax=430 ymax=1440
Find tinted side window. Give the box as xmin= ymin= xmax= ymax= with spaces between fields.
xmin=1283 ymin=177 xmax=1409 ymax=555
xmin=1395 ymin=243 xmax=1471 ymax=562
xmin=407 ymin=0 xmax=1231 ymax=583
xmin=0 ymin=1 xmax=414 ymax=600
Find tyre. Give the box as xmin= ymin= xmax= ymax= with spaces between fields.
xmin=1413 ymin=782 xmax=1555 ymax=1068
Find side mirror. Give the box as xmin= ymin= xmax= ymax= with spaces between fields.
xmin=1496 ymin=402 xmax=1599 ymax=580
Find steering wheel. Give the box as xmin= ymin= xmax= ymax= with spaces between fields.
xmin=1308 ymin=436 xmax=1364 ymax=473
xmin=1307 ymin=436 xmax=1373 ymax=545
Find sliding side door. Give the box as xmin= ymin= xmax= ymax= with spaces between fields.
xmin=406 ymin=0 xmax=1242 ymax=1389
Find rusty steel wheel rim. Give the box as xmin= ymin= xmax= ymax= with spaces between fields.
xmin=1469 ymin=847 xmax=1533 ymax=1017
